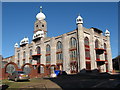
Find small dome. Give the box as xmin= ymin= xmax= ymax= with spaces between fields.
xmin=76 ymin=14 xmax=83 ymax=24
xmin=14 ymin=43 xmax=19 ymax=48
xmin=105 ymin=29 xmax=110 ymax=37
xmin=36 ymin=6 xmax=46 ymax=20
xmin=20 ymin=37 xmax=29 ymax=45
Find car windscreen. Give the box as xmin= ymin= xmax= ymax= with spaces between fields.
xmin=18 ymin=71 xmax=26 ymax=74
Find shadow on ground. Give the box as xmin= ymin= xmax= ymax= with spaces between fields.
xmin=47 ymin=71 xmax=120 ymax=89
xmin=1 ymin=85 xmax=9 ymax=90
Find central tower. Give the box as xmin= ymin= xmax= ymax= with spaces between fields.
xmin=33 ymin=6 xmax=47 ymax=39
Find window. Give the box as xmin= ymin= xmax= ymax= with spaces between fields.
xmin=95 ymin=39 xmax=100 ymax=60
xmin=36 ymin=46 xmax=41 ymax=54
xmin=95 ymin=39 xmax=99 ymax=48
xmin=104 ymin=43 xmax=107 ymax=60
xmin=84 ymin=37 xmax=90 ymax=60
xmin=18 ymin=53 xmax=20 ymax=59
xmin=30 ymin=49 xmax=32 ymax=56
xmin=36 ymin=25 xmax=38 ymax=27
xmin=84 ymin=37 xmax=91 ymax=70
xmin=70 ymin=37 xmax=77 ymax=61
xmin=42 ymin=24 xmax=44 ymax=27
xmin=56 ymin=41 xmax=63 ymax=63
xmin=104 ymin=43 xmax=107 ymax=50
xmin=23 ymin=51 xmax=26 ymax=59
xmin=23 ymin=60 xmax=25 ymax=65
xmin=57 ymin=41 xmax=62 ymax=50
xmin=46 ymin=44 xmax=51 ymax=64
xmin=46 ymin=44 xmax=50 ymax=52
xmin=70 ymin=37 xmax=77 ymax=48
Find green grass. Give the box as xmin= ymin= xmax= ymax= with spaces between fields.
xmin=2 ymin=78 xmax=49 ymax=89
xmin=2 ymin=79 xmax=31 ymax=88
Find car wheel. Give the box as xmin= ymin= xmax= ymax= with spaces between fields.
xmin=14 ymin=77 xmax=18 ymax=82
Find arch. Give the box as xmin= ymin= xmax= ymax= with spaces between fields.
xmin=36 ymin=46 xmax=41 ymax=54
xmin=69 ymin=37 xmax=78 ymax=73
xmin=37 ymin=64 xmax=46 ymax=74
xmin=23 ymin=51 xmax=26 ymax=58
xmin=46 ymin=44 xmax=51 ymax=65
xmin=21 ymin=63 xmax=33 ymax=70
xmin=29 ymin=49 xmax=32 ymax=56
xmin=84 ymin=37 xmax=89 ymax=46
xmin=57 ymin=41 xmax=62 ymax=50
xmin=56 ymin=41 xmax=63 ymax=64
xmin=95 ymin=39 xmax=99 ymax=48
xmin=104 ymin=43 xmax=107 ymax=50
xmin=46 ymin=44 xmax=51 ymax=52
xmin=21 ymin=63 xmax=34 ymax=74
xmin=84 ymin=37 xmax=91 ymax=70
xmin=70 ymin=37 xmax=77 ymax=48
xmin=18 ymin=53 xmax=20 ymax=59
xmin=4 ymin=62 xmax=18 ymax=73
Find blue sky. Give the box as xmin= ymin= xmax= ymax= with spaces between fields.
xmin=2 ymin=2 xmax=118 ymax=58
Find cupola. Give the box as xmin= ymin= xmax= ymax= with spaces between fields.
xmin=105 ymin=29 xmax=110 ymax=37
xmin=14 ymin=43 xmax=19 ymax=48
xmin=36 ymin=6 xmax=46 ymax=20
xmin=76 ymin=14 xmax=83 ymax=24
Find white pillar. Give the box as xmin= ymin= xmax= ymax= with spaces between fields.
xmin=62 ymin=34 xmax=70 ymax=74
xmin=89 ymin=28 xmax=97 ymax=70
xmin=106 ymin=37 xmax=113 ymax=72
xmin=77 ymin=24 xmax=86 ymax=71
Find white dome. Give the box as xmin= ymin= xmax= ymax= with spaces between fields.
xmin=36 ymin=6 xmax=46 ymax=20
xmin=105 ymin=29 xmax=110 ymax=37
xmin=76 ymin=14 xmax=83 ymax=24
xmin=20 ymin=37 xmax=29 ymax=45
xmin=36 ymin=12 xmax=46 ymax=20
xmin=14 ymin=43 xmax=19 ymax=48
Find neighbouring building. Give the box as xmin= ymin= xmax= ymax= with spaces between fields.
xmin=7 ymin=6 xmax=113 ymax=75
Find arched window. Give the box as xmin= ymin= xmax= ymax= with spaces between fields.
xmin=70 ymin=37 xmax=77 ymax=61
xmin=84 ymin=37 xmax=90 ymax=60
xmin=104 ymin=43 xmax=107 ymax=60
xmin=23 ymin=51 xmax=26 ymax=65
xmin=56 ymin=41 xmax=63 ymax=64
xmin=84 ymin=37 xmax=91 ymax=70
xmin=70 ymin=37 xmax=77 ymax=48
xmin=69 ymin=37 xmax=78 ymax=73
xmin=46 ymin=44 xmax=51 ymax=65
xmin=95 ymin=39 xmax=99 ymax=48
xmin=29 ymin=49 xmax=32 ymax=64
xmin=95 ymin=39 xmax=100 ymax=60
xmin=46 ymin=44 xmax=50 ymax=52
xmin=18 ymin=53 xmax=20 ymax=59
xmin=30 ymin=49 xmax=32 ymax=56
xmin=36 ymin=46 xmax=41 ymax=54
xmin=23 ymin=51 xmax=26 ymax=59
xmin=57 ymin=41 xmax=62 ymax=50
xmin=104 ymin=43 xmax=107 ymax=50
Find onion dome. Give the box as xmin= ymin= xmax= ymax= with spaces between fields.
xmin=33 ymin=31 xmax=44 ymax=40
xmin=14 ymin=43 xmax=19 ymax=48
xmin=36 ymin=6 xmax=46 ymax=20
xmin=76 ymin=14 xmax=83 ymax=24
xmin=20 ymin=37 xmax=29 ymax=46
xmin=105 ymin=29 xmax=110 ymax=37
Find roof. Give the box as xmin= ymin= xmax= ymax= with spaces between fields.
xmin=91 ymin=27 xmax=103 ymax=33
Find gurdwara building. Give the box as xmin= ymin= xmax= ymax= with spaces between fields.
xmin=14 ymin=6 xmax=113 ymax=74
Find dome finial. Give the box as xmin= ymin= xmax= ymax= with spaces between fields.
xmin=36 ymin=6 xmax=46 ymax=20
xmin=40 ymin=6 xmax=42 ymax=12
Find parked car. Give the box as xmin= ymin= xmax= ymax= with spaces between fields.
xmin=8 ymin=71 xmax=30 ymax=82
